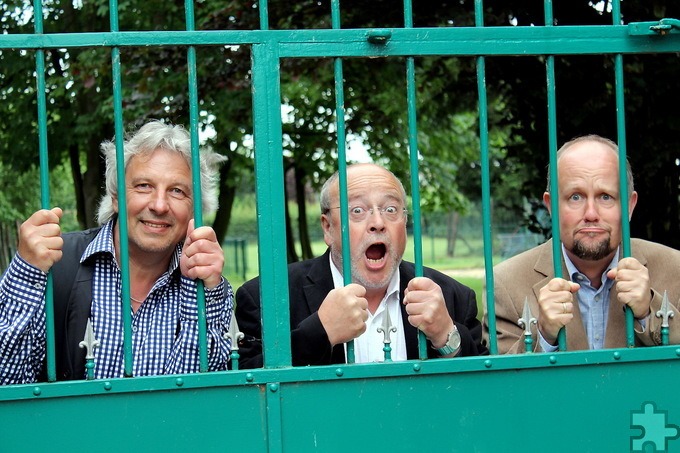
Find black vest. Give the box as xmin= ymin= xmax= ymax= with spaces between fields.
xmin=40 ymin=227 xmax=100 ymax=381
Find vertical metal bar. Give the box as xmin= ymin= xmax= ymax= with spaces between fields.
xmin=32 ymin=0 xmax=56 ymax=382
xmin=474 ymin=0 xmax=498 ymax=355
xmin=266 ymin=383 xmax=283 ymax=453
xmin=241 ymin=239 xmax=247 ymax=281
xmin=403 ymin=0 xmax=428 ymax=359
xmin=259 ymin=0 xmax=269 ymax=30
xmin=330 ymin=0 xmax=355 ymax=363
xmin=544 ymin=0 xmax=567 ymax=351
xmin=611 ymin=0 xmax=635 ymax=346
xmin=184 ymin=0 xmax=209 ymax=372
xmin=252 ymin=42 xmax=291 ymax=368
xmin=109 ymin=0 xmax=134 ymax=376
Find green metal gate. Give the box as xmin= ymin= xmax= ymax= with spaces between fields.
xmin=1 ymin=1 xmax=680 ymax=452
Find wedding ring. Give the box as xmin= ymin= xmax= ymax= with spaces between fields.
xmin=562 ymin=302 xmax=568 ymax=314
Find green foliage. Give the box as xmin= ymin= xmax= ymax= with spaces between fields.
xmin=1 ymin=0 xmax=679 ymax=249
xmin=0 ymin=162 xmax=78 ymax=230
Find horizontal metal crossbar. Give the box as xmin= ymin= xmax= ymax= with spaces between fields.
xmin=1 ymin=25 xmax=679 ymax=56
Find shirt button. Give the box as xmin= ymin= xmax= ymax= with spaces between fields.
xmin=33 ymin=283 xmax=43 ymax=289
xmin=132 ymin=326 xmax=137 ymax=333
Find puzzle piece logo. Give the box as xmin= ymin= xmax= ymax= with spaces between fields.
xmin=631 ymin=402 xmax=680 ymax=452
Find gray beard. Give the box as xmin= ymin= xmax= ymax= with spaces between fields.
xmin=571 ymin=237 xmax=613 ymax=261
xmin=330 ymin=247 xmax=400 ymax=290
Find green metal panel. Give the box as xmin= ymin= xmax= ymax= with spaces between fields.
xmin=277 ymin=356 xmax=678 ymax=452
xmin=1 ymin=381 xmax=269 ymax=452
xmin=1 ymin=351 xmax=678 ymax=451
xmin=2 ymin=2 xmax=680 ymax=451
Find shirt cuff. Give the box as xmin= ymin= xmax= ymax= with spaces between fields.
xmin=179 ymin=276 xmax=228 ymax=320
xmin=538 ymin=330 xmax=558 ymax=353
xmin=1 ymin=255 xmax=48 ymax=309
xmin=634 ymin=313 xmax=649 ymax=334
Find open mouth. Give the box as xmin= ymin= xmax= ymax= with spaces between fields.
xmin=366 ymin=243 xmax=386 ymax=264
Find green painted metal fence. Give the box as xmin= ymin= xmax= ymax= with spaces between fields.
xmin=1 ymin=1 xmax=680 ymax=452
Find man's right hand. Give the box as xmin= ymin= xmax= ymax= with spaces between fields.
xmin=318 ymin=283 xmax=369 ymax=346
xmin=17 ymin=207 xmax=64 ymax=273
xmin=537 ymin=277 xmax=580 ymax=345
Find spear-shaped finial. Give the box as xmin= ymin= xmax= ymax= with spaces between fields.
xmin=518 ymin=297 xmax=537 ymax=353
xmin=225 ymin=315 xmax=245 ymax=370
xmin=377 ymin=309 xmax=397 ymax=362
xmin=656 ymin=291 xmax=675 ymax=346
xmin=79 ymin=318 xmax=100 ymax=380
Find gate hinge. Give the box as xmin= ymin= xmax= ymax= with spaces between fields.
xmin=628 ymin=18 xmax=680 ymax=36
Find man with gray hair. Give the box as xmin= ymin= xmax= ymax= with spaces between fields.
xmin=0 ymin=120 xmax=233 ymax=384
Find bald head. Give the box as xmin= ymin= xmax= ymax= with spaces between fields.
xmin=320 ymin=163 xmax=407 ymax=214
xmin=547 ymin=135 xmax=634 ymax=197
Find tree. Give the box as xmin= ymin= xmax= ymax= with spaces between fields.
xmin=1 ymin=0 xmax=678 ymax=257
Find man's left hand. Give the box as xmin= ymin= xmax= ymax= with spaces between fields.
xmin=403 ymin=277 xmax=454 ymax=348
xmin=180 ymin=219 xmax=224 ymax=289
xmin=606 ymin=257 xmax=651 ymax=319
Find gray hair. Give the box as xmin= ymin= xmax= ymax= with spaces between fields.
xmin=320 ymin=163 xmax=407 ymax=214
xmin=96 ymin=120 xmax=226 ymax=225
xmin=546 ymin=134 xmax=635 ymax=196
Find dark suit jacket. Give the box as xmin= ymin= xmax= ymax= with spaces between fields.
xmin=235 ymin=250 xmax=488 ymax=368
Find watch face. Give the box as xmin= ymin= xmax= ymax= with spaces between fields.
xmin=449 ymin=329 xmax=462 ymax=349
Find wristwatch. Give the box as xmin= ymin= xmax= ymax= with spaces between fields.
xmin=434 ymin=325 xmax=461 ymax=356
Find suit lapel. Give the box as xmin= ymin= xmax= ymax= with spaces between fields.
xmin=303 ymin=251 xmax=348 ymax=363
xmin=303 ymin=252 xmax=336 ymax=315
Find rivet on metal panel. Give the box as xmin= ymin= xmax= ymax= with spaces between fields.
xmin=104 ymin=382 xmax=112 ymax=391
xmin=676 ymin=348 xmax=680 ymax=357
xmin=549 ymin=356 xmax=557 ymax=364
xmin=613 ymin=352 xmax=621 ymax=360
xmin=33 ymin=387 xmax=41 ymax=396
xmin=175 ymin=378 xmax=184 ymax=387
xmin=335 ymin=368 xmax=344 ymax=377
xmin=246 ymin=373 xmax=254 ymax=382
xmin=366 ymin=29 xmax=392 ymax=45
xmin=412 ymin=363 xmax=421 ymax=372
xmin=269 ymin=383 xmax=279 ymax=393
xmin=484 ymin=360 xmax=492 ymax=368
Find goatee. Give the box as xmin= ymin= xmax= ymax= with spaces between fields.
xmin=572 ymin=238 xmax=614 ymax=261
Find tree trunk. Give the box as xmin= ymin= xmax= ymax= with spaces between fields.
xmin=284 ymin=163 xmax=299 ymax=263
xmin=84 ymin=127 xmax=110 ymax=228
xmin=285 ymin=195 xmax=299 ymax=263
xmin=446 ymin=211 xmax=459 ymax=257
xmin=212 ymin=158 xmax=236 ymax=242
xmin=294 ymin=164 xmax=314 ymax=260
xmin=68 ymin=143 xmax=86 ymax=228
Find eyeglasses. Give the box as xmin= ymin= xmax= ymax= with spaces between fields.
xmin=329 ymin=205 xmax=408 ymax=223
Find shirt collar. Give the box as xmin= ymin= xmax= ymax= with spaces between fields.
xmin=81 ymin=218 xmax=182 ymax=274
xmin=562 ymin=243 xmax=619 ymax=286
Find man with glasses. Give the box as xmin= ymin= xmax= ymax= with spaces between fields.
xmin=236 ymin=163 xmax=487 ymax=368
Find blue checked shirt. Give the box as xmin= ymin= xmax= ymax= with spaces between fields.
xmin=0 ymin=220 xmax=233 ymax=384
